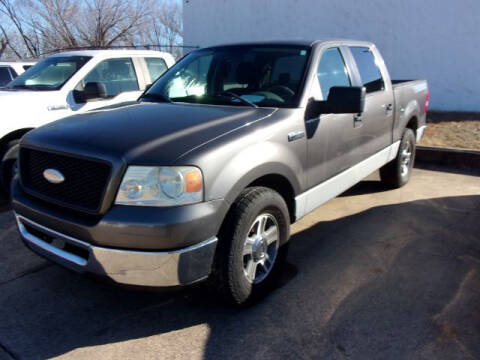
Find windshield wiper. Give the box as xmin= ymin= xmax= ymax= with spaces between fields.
xmin=139 ymin=92 xmax=172 ymax=103
xmin=10 ymin=84 xmax=34 ymax=90
xmin=11 ymin=84 xmax=54 ymax=91
xmin=212 ymin=91 xmax=258 ymax=108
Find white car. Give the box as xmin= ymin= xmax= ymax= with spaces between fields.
xmin=0 ymin=49 xmax=175 ymax=192
xmin=0 ymin=61 xmax=37 ymax=87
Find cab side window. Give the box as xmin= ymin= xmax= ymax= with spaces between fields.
xmin=145 ymin=57 xmax=168 ymax=84
xmin=0 ymin=67 xmax=14 ymax=86
xmin=350 ymin=47 xmax=384 ymax=93
xmin=316 ymin=48 xmax=351 ymax=99
xmin=78 ymin=58 xmax=139 ymax=98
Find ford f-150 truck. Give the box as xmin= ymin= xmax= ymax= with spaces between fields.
xmin=12 ymin=40 xmax=428 ymax=305
xmin=0 ymin=49 xmax=175 ymax=194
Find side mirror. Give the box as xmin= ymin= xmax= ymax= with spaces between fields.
xmin=83 ymin=81 xmax=107 ymax=101
xmin=312 ymin=86 xmax=366 ymax=115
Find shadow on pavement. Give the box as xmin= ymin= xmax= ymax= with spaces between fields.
xmin=0 ymin=198 xmax=10 ymax=214
xmin=0 ymin=193 xmax=479 ymax=359
xmin=339 ymin=180 xmax=391 ymax=196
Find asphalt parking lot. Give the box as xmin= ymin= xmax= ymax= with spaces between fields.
xmin=0 ymin=164 xmax=479 ymax=360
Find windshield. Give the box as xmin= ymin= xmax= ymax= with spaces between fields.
xmin=7 ymin=56 xmax=91 ymax=91
xmin=142 ymin=45 xmax=311 ymax=108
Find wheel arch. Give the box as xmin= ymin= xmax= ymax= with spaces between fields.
xmin=0 ymin=128 xmax=33 ymax=150
xmin=405 ymin=116 xmax=419 ymax=137
xmin=247 ymin=174 xmax=296 ymax=223
xmin=220 ymin=165 xmax=300 ymax=226
xmin=395 ymin=99 xmax=421 ymax=141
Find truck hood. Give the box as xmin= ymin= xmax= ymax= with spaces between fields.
xmin=22 ymin=102 xmax=276 ymax=164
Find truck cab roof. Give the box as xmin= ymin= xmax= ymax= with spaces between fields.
xmin=200 ymin=39 xmax=375 ymax=49
xmin=48 ymin=49 xmax=175 ymax=62
xmin=0 ymin=61 xmax=37 ymax=66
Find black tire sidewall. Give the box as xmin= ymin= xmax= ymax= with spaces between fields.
xmin=380 ymin=128 xmax=416 ymax=188
xmin=395 ymin=129 xmax=416 ymax=186
xmin=221 ymin=187 xmax=290 ymax=305
xmin=0 ymin=140 xmax=20 ymax=195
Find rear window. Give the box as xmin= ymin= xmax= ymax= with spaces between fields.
xmin=350 ymin=47 xmax=384 ymax=93
xmin=145 ymin=57 xmax=168 ymax=84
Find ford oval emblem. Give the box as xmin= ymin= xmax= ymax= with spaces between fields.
xmin=43 ymin=169 xmax=65 ymax=184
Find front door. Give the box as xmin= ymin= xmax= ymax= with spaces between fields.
xmin=69 ymin=57 xmax=143 ymax=113
xmin=305 ymin=47 xmax=360 ymax=189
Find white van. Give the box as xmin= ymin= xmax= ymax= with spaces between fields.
xmin=0 ymin=49 xmax=175 ymax=192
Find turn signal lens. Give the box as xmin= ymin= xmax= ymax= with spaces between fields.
xmin=185 ymin=170 xmax=202 ymax=193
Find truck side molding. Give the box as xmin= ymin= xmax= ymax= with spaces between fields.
xmin=295 ymin=141 xmax=400 ymax=220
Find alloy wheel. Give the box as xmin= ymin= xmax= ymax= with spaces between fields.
xmin=242 ymin=213 xmax=280 ymax=284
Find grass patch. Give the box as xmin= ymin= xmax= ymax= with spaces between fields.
xmin=419 ymin=112 xmax=480 ymax=150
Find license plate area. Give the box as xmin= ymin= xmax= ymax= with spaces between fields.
xmin=23 ymin=223 xmax=90 ymax=261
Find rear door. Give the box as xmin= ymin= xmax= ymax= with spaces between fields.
xmin=347 ymin=46 xmax=394 ymax=159
xmin=142 ymin=57 xmax=169 ymax=85
xmin=305 ymin=46 xmax=360 ymax=187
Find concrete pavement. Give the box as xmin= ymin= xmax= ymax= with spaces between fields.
xmin=0 ymin=165 xmax=479 ymax=359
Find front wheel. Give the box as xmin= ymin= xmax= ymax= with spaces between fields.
xmin=0 ymin=140 xmax=20 ymax=196
xmin=380 ymin=128 xmax=416 ymax=188
xmin=212 ymin=187 xmax=290 ymax=305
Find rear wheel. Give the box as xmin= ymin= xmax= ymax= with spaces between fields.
xmin=212 ymin=187 xmax=290 ymax=305
xmin=380 ymin=128 xmax=416 ymax=188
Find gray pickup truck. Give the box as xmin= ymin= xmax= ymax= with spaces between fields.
xmin=13 ymin=40 xmax=428 ymax=305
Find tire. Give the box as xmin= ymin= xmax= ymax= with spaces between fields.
xmin=0 ymin=139 xmax=20 ymax=196
xmin=212 ymin=186 xmax=290 ymax=306
xmin=380 ymin=128 xmax=416 ymax=188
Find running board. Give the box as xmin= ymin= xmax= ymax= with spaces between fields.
xmin=295 ymin=141 xmax=400 ymax=220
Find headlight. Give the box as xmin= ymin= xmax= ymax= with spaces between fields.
xmin=115 ymin=166 xmax=203 ymax=206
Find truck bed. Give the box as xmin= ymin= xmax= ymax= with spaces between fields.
xmin=391 ymin=79 xmax=429 ymax=142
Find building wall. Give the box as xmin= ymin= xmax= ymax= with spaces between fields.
xmin=184 ymin=0 xmax=479 ymax=111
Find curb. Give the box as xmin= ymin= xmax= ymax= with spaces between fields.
xmin=416 ymin=146 xmax=480 ymax=170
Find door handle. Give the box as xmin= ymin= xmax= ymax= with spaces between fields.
xmin=353 ymin=114 xmax=363 ymax=128
xmin=383 ymin=103 xmax=393 ymax=111
xmin=288 ymin=130 xmax=305 ymax=142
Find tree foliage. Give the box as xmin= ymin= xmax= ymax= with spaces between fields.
xmin=0 ymin=0 xmax=183 ymax=59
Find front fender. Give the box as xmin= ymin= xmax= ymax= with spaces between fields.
xmin=176 ymin=108 xmax=307 ymax=226
xmin=208 ymin=140 xmax=304 ymax=206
